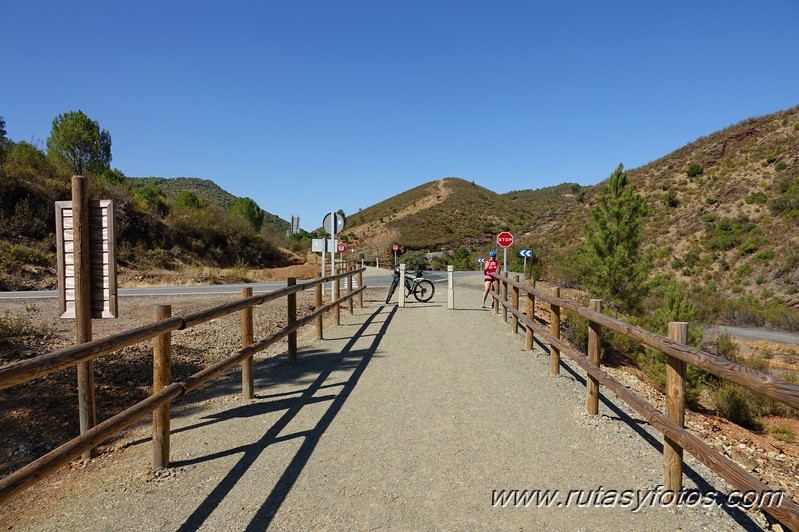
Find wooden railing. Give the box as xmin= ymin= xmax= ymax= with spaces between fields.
xmin=0 ymin=265 xmax=366 ymax=504
xmin=490 ymin=272 xmax=799 ymax=530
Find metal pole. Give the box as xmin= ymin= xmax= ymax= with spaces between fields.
xmin=503 ymin=247 xmax=507 ymax=273
xmin=329 ymin=211 xmax=335 ymax=295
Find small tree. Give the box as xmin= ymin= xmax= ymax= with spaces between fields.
xmin=174 ymin=190 xmax=207 ymax=210
xmin=228 ymin=197 xmax=265 ymax=232
xmin=575 ymin=163 xmax=650 ymax=315
xmin=46 ymin=110 xmax=111 ymax=175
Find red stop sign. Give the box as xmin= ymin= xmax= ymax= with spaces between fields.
xmin=497 ymin=231 xmax=513 ymax=248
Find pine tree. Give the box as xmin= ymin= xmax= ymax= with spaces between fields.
xmin=575 ymin=163 xmax=651 ymax=315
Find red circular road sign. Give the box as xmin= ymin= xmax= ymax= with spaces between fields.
xmin=337 ymin=243 xmax=346 ymax=252
xmin=497 ymin=231 xmax=513 ymax=248
xmin=392 ymin=244 xmax=400 ymax=252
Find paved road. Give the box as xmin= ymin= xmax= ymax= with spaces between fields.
xmin=0 ymin=279 xmax=763 ymax=531
xmin=713 ymin=325 xmax=799 ymax=347
xmin=0 ymin=268 xmax=483 ymax=299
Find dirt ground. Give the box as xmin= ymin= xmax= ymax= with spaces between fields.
xmin=1 ymin=270 xmax=798 ymax=529
xmin=1 ymin=263 xmax=322 ymax=479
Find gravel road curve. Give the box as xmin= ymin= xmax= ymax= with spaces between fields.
xmin=0 ymin=276 xmax=773 ymax=531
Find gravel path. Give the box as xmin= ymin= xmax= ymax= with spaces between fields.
xmin=0 ymin=277 xmax=772 ymax=530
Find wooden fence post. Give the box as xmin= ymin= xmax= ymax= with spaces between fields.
xmin=550 ymin=286 xmax=561 ymax=375
xmin=502 ymin=273 xmax=508 ymax=323
xmin=334 ymin=274 xmax=341 ymax=324
xmin=512 ymin=274 xmax=520 ymax=334
xmin=153 ymin=304 xmax=171 ymax=469
xmin=358 ymin=268 xmax=364 ymax=308
xmin=73 ymin=175 xmax=96 ymax=459
xmin=493 ymin=275 xmax=499 ymax=315
xmin=347 ymin=265 xmax=354 ymax=315
xmin=525 ymin=280 xmax=535 ymax=351
xmin=315 ymin=274 xmax=323 ymax=340
xmin=287 ymin=278 xmax=297 ymax=362
xmin=241 ymin=287 xmax=254 ymax=400
xmin=587 ymin=299 xmax=603 ymax=415
xmin=664 ymin=321 xmax=689 ymax=496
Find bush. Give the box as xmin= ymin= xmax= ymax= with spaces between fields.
xmin=739 ymin=242 xmax=757 ymax=255
xmin=686 ymin=164 xmax=704 ymax=177
xmin=775 ymin=161 xmax=787 ymax=172
xmin=755 ymin=249 xmax=775 ymax=262
xmin=770 ymin=423 xmax=796 ymax=443
xmin=0 ymin=310 xmax=37 ymax=344
xmin=713 ymin=383 xmax=765 ymax=430
xmin=745 ymin=192 xmax=768 ymax=205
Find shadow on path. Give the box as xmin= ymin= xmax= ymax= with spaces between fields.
xmin=534 ymin=338 xmax=761 ymax=531
xmin=176 ymin=305 xmax=396 ymax=532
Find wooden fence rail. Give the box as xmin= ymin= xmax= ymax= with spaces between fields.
xmin=490 ymin=272 xmax=799 ymax=530
xmin=0 ymin=267 xmax=366 ymax=504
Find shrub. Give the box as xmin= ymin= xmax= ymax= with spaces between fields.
xmin=739 ymin=242 xmax=758 ymax=255
xmin=664 ymin=189 xmax=679 ymax=207
xmin=0 ymin=310 xmax=37 ymax=343
xmin=775 ymin=161 xmax=787 ymax=172
xmin=713 ymin=383 xmax=765 ymax=430
xmin=745 ymin=192 xmax=768 ymax=205
xmin=755 ymin=249 xmax=775 ymax=262
xmin=770 ymin=423 xmax=797 ymax=443
xmin=686 ymin=164 xmax=704 ymax=177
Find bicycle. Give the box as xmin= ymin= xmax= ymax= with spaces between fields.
xmin=385 ymin=267 xmax=435 ymax=303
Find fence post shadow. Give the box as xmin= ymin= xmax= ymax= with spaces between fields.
xmin=176 ymin=304 xmax=397 ymax=532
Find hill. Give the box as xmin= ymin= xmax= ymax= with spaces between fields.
xmin=128 ymin=177 xmax=290 ymax=235
xmin=346 ymin=178 xmax=535 ymax=252
xmin=523 ymin=104 xmax=799 ymax=307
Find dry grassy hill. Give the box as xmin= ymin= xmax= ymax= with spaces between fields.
xmin=346 ymin=178 xmax=536 ymax=252
xmin=525 ymin=104 xmax=799 ymax=304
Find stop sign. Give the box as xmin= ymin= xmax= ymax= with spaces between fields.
xmin=497 ymin=231 xmax=513 ymax=248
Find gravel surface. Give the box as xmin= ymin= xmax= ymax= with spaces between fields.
xmin=0 ymin=275 xmax=786 ymax=530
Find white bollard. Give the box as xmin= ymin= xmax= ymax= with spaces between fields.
xmin=447 ymin=265 xmax=454 ymax=309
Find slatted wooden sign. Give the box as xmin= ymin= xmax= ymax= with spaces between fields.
xmin=55 ymin=200 xmax=118 ymax=319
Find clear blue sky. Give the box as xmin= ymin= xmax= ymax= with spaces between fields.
xmin=4 ymin=0 xmax=798 ymax=231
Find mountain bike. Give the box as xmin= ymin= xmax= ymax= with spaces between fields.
xmin=385 ymin=267 xmax=435 ymax=303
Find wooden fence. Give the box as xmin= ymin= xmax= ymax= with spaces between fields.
xmin=490 ymin=272 xmax=799 ymax=530
xmin=0 ymin=265 xmax=366 ymax=504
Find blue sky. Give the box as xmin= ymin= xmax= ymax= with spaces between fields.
xmin=3 ymin=0 xmax=798 ymax=230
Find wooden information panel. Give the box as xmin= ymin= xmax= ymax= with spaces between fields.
xmin=55 ymin=200 xmax=118 ymax=319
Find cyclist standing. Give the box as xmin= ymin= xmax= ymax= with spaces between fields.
xmin=481 ymin=250 xmax=500 ymax=308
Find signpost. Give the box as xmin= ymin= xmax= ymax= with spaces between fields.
xmin=497 ymin=231 xmax=513 ymax=272
xmin=392 ymin=243 xmax=400 ymax=268
xmin=323 ymin=212 xmax=345 ymax=294
xmin=337 ymin=243 xmax=345 ymax=265
xmin=519 ymin=249 xmax=532 ymax=277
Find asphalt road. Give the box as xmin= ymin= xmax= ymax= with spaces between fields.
xmin=0 ymin=270 xmax=484 ymax=299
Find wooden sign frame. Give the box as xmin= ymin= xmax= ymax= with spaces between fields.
xmin=55 ymin=199 xmax=118 ymax=319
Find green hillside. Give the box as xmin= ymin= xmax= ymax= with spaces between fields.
xmin=129 ymin=177 xmax=290 ymax=235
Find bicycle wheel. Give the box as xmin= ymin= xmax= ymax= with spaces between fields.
xmin=413 ymin=279 xmax=435 ymax=302
xmin=386 ymin=276 xmax=399 ymax=303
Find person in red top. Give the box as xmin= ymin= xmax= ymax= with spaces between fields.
xmin=482 ymin=250 xmax=499 ymax=308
